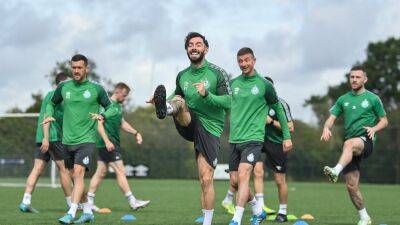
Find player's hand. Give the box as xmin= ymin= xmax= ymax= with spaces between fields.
xmin=105 ymin=141 xmax=115 ymax=152
xmin=172 ymin=95 xmax=186 ymax=105
xmin=364 ymin=126 xmax=376 ymax=140
xmin=40 ymin=138 xmax=49 ymax=153
xmin=42 ymin=117 xmax=55 ymax=125
xmin=266 ymin=116 xmax=273 ymax=125
xmin=320 ymin=127 xmax=332 ymax=141
xmin=146 ymin=97 xmax=154 ymax=104
xmin=135 ymin=132 xmax=143 ymax=145
xmin=90 ymin=113 xmax=104 ymax=121
xmin=193 ymin=82 xmax=206 ymax=96
xmin=282 ymin=139 xmax=293 ymax=153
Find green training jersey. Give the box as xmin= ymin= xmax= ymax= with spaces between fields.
xmin=330 ymin=90 xmax=386 ymax=141
xmin=229 ymin=71 xmax=291 ymax=143
xmin=172 ymin=60 xmax=231 ymax=137
xmin=45 ymin=79 xmax=117 ymax=145
xmin=35 ymin=90 xmax=63 ymax=143
xmin=265 ymin=98 xmax=293 ymax=144
xmin=96 ymin=101 xmax=123 ymax=148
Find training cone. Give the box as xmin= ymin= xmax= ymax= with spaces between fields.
xmin=98 ymin=208 xmax=112 ymax=214
xmin=293 ymin=220 xmax=309 ymax=225
xmin=300 ymin=214 xmax=314 ymax=220
xmin=121 ymin=214 xmax=136 ymax=221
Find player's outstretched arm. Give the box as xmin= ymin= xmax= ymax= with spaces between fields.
xmin=121 ymin=118 xmax=142 ymax=145
xmin=97 ymin=120 xmax=115 ymax=152
xmin=321 ymin=115 xmax=336 ymax=141
xmin=364 ymin=116 xmax=388 ymax=140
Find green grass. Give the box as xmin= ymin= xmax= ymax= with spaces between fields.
xmin=0 ymin=179 xmax=399 ymax=224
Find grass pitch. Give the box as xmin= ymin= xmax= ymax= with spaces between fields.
xmin=0 ymin=179 xmax=399 ymax=224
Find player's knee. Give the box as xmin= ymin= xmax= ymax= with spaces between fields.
xmin=275 ymin=174 xmax=286 ymax=186
xmin=346 ymin=181 xmax=358 ymax=192
xmin=238 ymin=170 xmax=251 ymax=182
xmin=253 ymin=166 xmax=264 ymax=178
xmin=200 ymin=174 xmax=213 ymax=187
xmin=343 ymin=140 xmax=355 ymax=150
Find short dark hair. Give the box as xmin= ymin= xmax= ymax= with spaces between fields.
xmin=184 ymin=32 xmax=209 ymax=49
xmin=237 ymin=47 xmax=255 ymax=57
xmin=264 ymin=76 xmax=274 ymax=84
xmin=55 ymin=72 xmax=68 ymax=85
xmin=114 ymin=82 xmax=131 ymax=93
xmin=71 ymin=54 xmax=88 ymax=66
xmin=350 ymin=65 xmax=365 ymax=73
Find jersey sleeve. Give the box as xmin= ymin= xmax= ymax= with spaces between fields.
xmin=203 ymin=67 xmax=231 ymax=109
xmin=264 ymin=80 xmax=279 ymax=105
xmin=96 ymin=85 xmax=117 ymax=119
xmin=281 ymin=100 xmax=293 ymax=122
xmin=330 ymin=97 xmax=343 ymax=117
xmin=373 ymin=96 xmax=386 ymax=117
xmin=265 ymin=81 xmax=290 ymax=140
xmin=45 ymin=83 xmax=64 ymax=118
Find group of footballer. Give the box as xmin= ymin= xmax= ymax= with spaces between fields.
xmin=19 ymin=32 xmax=388 ymax=225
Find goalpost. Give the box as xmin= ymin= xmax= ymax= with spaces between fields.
xmin=0 ymin=113 xmax=59 ymax=188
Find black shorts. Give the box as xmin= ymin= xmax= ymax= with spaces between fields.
xmin=64 ymin=143 xmax=95 ymax=170
xmin=342 ymin=135 xmax=373 ymax=174
xmin=262 ymin=139 xmax=287 ymax=173
xmin=34 ymin=141 xmax=66 ymax=162
xmin=174 ymin=110 xmax=220 ymax=169
xmin=229 ymin=141 xmax=263 ymax=171
xmin=97 ymin=147 xmax=122 ymax=163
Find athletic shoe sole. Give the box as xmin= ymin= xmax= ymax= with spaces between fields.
xmin=154 ymin=85 xmax=167 ymax=119
xmin=323 ymin=166 xmax=338 ymax=183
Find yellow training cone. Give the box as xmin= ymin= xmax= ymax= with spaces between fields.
xmin=98 ymin=208 xmax=112 ymax=214
xmin=301 ymin=214 xmax=314 ymax=220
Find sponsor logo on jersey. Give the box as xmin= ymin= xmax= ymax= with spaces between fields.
xmin=213 ymin=158 xmax=218 ymax=167
xmin=83 ymin=156 xmax=89 ymax=165
xmin=234 ymin=87 xmax=240 ymax=95
xmin=251 ymin=85 xmax=259 ymax=95
xmin=66 ymin=92 xmax=71 ymax=99
xmin=269 ymin=108 xmax=276 ymax=116
xmin=361 ymin=99 xmax=369 ymax=108
xmin=83 ymin=90 xmax=91 ymax=99
xmin=344 ymin=102 xmax=349 ymax=107
xmin=352 ymin=106 xmax=357 ymax=110
xmin=247 ymin=153 xmax=254 ymax=162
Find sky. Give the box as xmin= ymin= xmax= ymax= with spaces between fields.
xmin=0 ymin=0 xmax=399 ymax=123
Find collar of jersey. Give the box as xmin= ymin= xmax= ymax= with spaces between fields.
xmin=241 ymin=69 xmax=259 ymax=81
xmin=190 ymin=60 xmax=208 ymax=75
xmin=73 ymin=78 xmax=89 ymax=85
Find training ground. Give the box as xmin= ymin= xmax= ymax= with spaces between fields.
xmin=0 ymin=179 xmax=399 ymax=224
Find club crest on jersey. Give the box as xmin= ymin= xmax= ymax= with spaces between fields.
xmin=269 ymin=108 xmax=276 ymax=116
xmin=247 ymin=153 xmax=254 ymax=162
xmin=83 ymin=156 xmax=89 ymax=165
xmin=234 ymin=87 xmax=240 ymax=95
xmin=183 ymin=81 xmax=189 ymax=91
xmin=66 ymin=92 xmax=71 ymax=99
xmin=83 ymin=90 xmax=91 ymax=99
xmin=361 ymin=99 xmax=369 ymax=108
xmin=251 ymin=85 xmax=259 ymax=95
xmin=202 ymin=78 xmax=210 ymax=89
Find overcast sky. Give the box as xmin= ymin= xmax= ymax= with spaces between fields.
xmin=1 ymin=0 xmax=399 ymax=123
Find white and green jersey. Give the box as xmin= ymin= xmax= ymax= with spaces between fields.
xmin=330 ymin=90 xmax=386 ymax=141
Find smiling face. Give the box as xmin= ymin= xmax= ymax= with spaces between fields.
xmin=349 ymin=69 xmax=367 ymax=91
xmin=186 ymin=37 xmax=208 ymax=64
xmin=237 ymin=53 xmax=256 ymax=75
